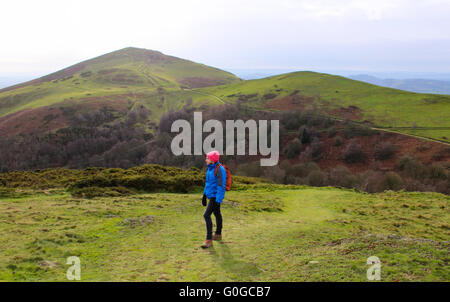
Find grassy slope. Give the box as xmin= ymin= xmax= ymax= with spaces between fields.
xmin=0 ymin=186 xmax=448 ymax=281
xmin=0 ymin=47 xmax=240 ymax=118
xmin=200 ymin=72 xmax=450 ymax=142
xmin=1 ymin=51 xmax=449 ymax=142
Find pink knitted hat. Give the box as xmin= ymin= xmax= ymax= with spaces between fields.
xmin=206 ymin=150 xmax=220 ymax=163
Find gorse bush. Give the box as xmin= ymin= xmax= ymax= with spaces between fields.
xmin=304 ymin=138 xmax=323 ymax=162
xmin=397 ymin=156 xmax=426 ymax=179
xmin=342 ymin=140 xmax=366 ymax=163
xmin=333 ymin=135 xmax=344 ymax=146
xmin=0 ymin=162 xmax=448 ymax=195
xmin=432 ymin=146 xmax=450 ymax=161
xmin=378 ymin=172 xmax=404 ymax=191
xmin=428 ymin=163 xmax=448 ymax=180
xmin=0 ymin=164 xmax=269 ymax=196
xmin=263 ymin=166 xmax=286 ymax=184
xmin=68 ymin=166 xmax=205 ymax=193
xmin=328 ymin=166 xmax=358 ymax=188
xmin=298 ymin=125 xmax=312 ymax=144
xmin=0 ymin=114 xmax=152 ymax=172
xmin=0 ymin=101 xmax=447 ymax=195
xmin=280 ymin=162 xmax=319 ymax=179
xmin=327 ymin=127 xmax=338 ymax=138
xmin=273 ymin=159 xmax=448 ymax=194
xmin=374 ymin=142 xmax=397 ymax=160
xmin=307 ymin=170 xmax=326 ymax=186
xmin=71 ymin=186 xmax=135 ymax=199
xmin=285 ymin=138 xmax=302 ymax=159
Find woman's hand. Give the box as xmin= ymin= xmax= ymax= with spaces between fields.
xmin=202 ymin=194 xmax=207 ymax=206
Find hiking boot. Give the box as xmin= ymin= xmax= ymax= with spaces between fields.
xmin=212 ymin=233 xmax=222 ymax=241
xmin=201 ymin=240 xmax=213 ymax=249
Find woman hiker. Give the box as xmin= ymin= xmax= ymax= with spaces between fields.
xmin=201 ymin=150 xmax=226 ymax=249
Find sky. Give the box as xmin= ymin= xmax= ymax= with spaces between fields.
xmin=1 ymin=0 xmax=450 ymax=82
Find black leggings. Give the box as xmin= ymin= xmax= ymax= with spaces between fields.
xmin=203 ymin=197 xmax=222 ymax=240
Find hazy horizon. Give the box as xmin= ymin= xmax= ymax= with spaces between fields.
xmin=3 ymin=65 xmax=450 ymax=90
xmin=1 ymin=0 xmax=449 ymax=87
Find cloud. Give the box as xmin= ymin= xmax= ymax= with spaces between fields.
xmin=0 ymin=0 xmax=449 ymax=74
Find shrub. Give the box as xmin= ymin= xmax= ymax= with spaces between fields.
xmin=80 ymin=71 xmax=92 ymax=78
xmin=397 ymin=155 xmax=414 ymax=170
xmin=415 ymin=144 xmax=431 ymax=152
xmin=298 ymin=126 xmax=312 ymax=144
xmin=233 ymin=175 xmax=271 ymax=185
xmin=327 ymin=127 xmax=337 ymax=138
xmin=358 ymin=126 xmax=375 ymax=136
xmin=70 ymin=176 xmax=116 ymax=188
xmin=263 ymin=166 xmax=286 ymax=184
xmin=63 ymin=164 xmax=206 ymax=193
xmin=263 ymin=93 xmax=277 ymax=100
xmin=397 ymin=156 xmax=425 ymax=179
xmin=432 ymin=147 xmax=450 ymax=161
xmin=378 ymin=172 xmax=404 ymax=191
xmin=403 ymin=178 xmax=426 ymax=192
xmin=285 ymin=138 xmax=302 ymax=159
xmin=279 ymin=160 xmax=292 ymax=172
xmin=428 ymin=163 xmax=447 ymax=180
xmin=283 ymin=111 xmax=303 ymax=130
xmin=333 ymin=136 xmax=344 ymax=146
xmin=288 ymin=163 xmax=309 ymax=178
xmin=358 ymin=170 xmax=383 ymax=193
xmin=307 ymin=170 xmax=326 ymax=186
xmin=374 ymin=142 xmax=397 ymax=160
xmin=292 ymin=176 xmax=307 ymax=185
xmin=328 ymin=166 xmax=357 ymax=188
xmin=435 ymin=180 xmax=450 ymax=195
xmin=303 ymin=138 xmax=323 ymax=161
xmin=342 ymin=140 xmax=366 ymax=163
xmin=286 ymin=162 xmax=320 ymax=180
xmin=343 ymin=124 xmax=374 ymax=139
xmin=237 ymin=161 xmax=262 ymax=178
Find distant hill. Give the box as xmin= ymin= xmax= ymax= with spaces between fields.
xmin=348 ymin=74 xmax=450 ymax=95
xmin=226 ymin=68 xmax=298 ymax=80
xmin=0 ymin=52 xmax=449 ymax=176
xmin=201 ymin=71 xmax=450 ymax=142
xmin=0 ymin=75 xmax=38 ymax=89
xmin=0 ymin=47 xmax=240 ymax=136
xmin=0 ymin=49 xmax=449 ymax=143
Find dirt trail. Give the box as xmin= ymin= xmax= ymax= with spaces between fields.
xmin=184 ymin=88 xmax=225 ymax=104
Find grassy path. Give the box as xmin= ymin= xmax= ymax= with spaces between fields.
xmin=186 ymin=88 xmax=226 ymax=104
xmin=0 ymin=187 xmax=448 ymax=281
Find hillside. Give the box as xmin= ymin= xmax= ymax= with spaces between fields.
xmin=0 ymin=49 xmax=448 ymax=181
xmin=0 ymin=167 xmax=448 ymax=281
xmin=199 ymin=71 xmax=450 ymax=142
xmin=0 ymin=47 xmax=240 ymax=136
xmin=1 ymin=50 xmax=449 ymax=143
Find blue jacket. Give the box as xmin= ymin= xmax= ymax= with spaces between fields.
xmin=204 ymin=162 xmax=226 ymax=203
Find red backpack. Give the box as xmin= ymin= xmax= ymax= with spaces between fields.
xmin=214 ymin=163 xmax=232 ymax=191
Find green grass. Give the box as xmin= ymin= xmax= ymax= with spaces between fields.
xmin=1 ymin=50 xmax=449 ymax=142
xmin=200 ymin=71 xmax=450 ymax=142
xmin=0 ymin=186 xmax=448 ymax=281
xmin=0 ymin=47 xmax=240 ymax=117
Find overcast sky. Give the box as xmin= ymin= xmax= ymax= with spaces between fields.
xmin=1 ymin=0 xmax=450 ymax=79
